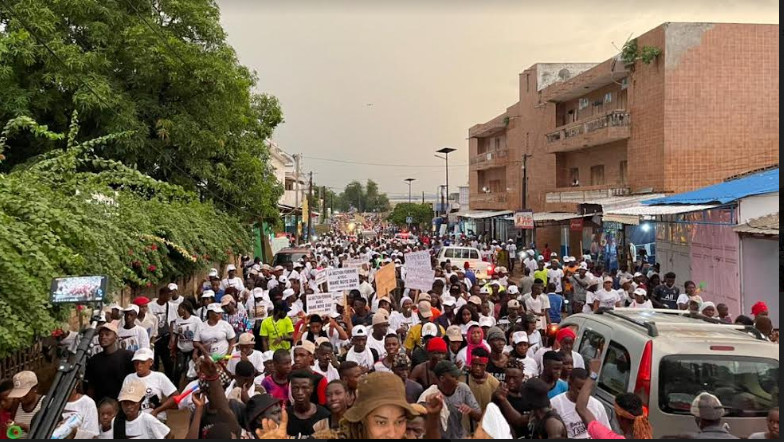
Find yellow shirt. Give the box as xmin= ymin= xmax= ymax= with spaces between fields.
xmin=403 ymin=322 xmax=446 ymax=351
xmin=534 ymin=269 xmax=549 ymax=286
xmin=260 ymin=317 xmax=294 ymax=351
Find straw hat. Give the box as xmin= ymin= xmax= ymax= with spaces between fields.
xmin=342 ymin=372 xmax=421 ymax=423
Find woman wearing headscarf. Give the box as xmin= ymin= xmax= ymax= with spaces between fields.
xmin=455 ymin=323 xmax=489 ymax=368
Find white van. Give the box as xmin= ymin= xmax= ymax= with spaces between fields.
xmin=436 ymin=246 xmax=492 ymax=279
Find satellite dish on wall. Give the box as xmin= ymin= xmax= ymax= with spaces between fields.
xmin=558 ymin=68 xmax=571 ymax=80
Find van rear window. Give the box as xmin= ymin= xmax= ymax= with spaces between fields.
xmin=272 ymin=252 xmax=308 ymax=266
xmin=659 ymin=355 xmax=779 ymax=417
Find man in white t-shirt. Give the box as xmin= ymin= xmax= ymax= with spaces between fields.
xmin=547 ymin=259 xmax=565 ymax=293
xmin=117 ymin=305 xmax=150 ymax=352
xmin=220 ymin=264 xmax=245 ymax=292
xmin=551 ymin=368 xmax=611 ymax=438
xmin=122 ymin=348 xmax=178 ymax=422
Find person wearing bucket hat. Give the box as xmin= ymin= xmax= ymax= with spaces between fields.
xmin=520 ymin=377 xmax=568 ymax=439
xmin=244 ymin=393 xmax=283 ymax=436
xmin=339 ymin=372 xmax=434 ymax=439
xmin=687 ymin=392 xmax=737 ymax=438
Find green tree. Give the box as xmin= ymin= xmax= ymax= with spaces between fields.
xmin=388 ymin=203 xmax=433 ymax=227
xmin=0 ymin=0 xmax=283 ymax=223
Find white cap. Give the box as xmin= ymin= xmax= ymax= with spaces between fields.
xmin=537 ymin=255 xmax=544 ymax=261
xmin=479 ymin=286 xmax=490 ymax=294
xmin=442 ymin=297 xmax=456 ymax=307
xmin=512 ymin=331 xmax=529 ymax=344
xmin=603 ymin=276 xmax=613 ymax=283
xmin=227 ymin=264 xmax=237 ymax=271
xmin=252 ymin=288 xmax=265 ymax=298
xmin=201 ymin=290 xmax=216 ymax=299
xmin=351 ymin=327 xmax=367 ymax=338
xmin=421 ymin=322 xmax=438 ymax=338
xmin=208 ymin=269 xmax=219 ymax=278
xmin=479 ymin=316 xmax=494 ymax=328
xmin=108 ymin=303 xmax=121 ymax=310
xmin=578 ymin=262 xmax=588 ymax=270
xmin=507 ymin=285 xmax=520 ymax=295
xmin=167 ymin=283 xmax=178 ymax=291
xmin=283 ymin=288 xmax=296 ymax=299
xmin=633 ymin=272 xmax=643 ymax=278
xmin=288 ymin=270 xmax=300 ymax=280
xmin=206 ymin=303 xmax=223 ymax=313
xmin=550 ymin=252 xmax=557 ymax=257
xmin=122 ymin=304 xmax=139 ymax=314
xmin=132 ymin=347 xmax=155 ymax=362
xmin=633 ymin=288 xmax=647 ymax=297
xmin=527 ymin=250 xmax=535 ymax=256
xmin=293 ymin=262 xmax=303 ymax=269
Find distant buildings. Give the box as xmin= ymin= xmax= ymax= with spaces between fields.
xmin=466 ymin=22 xmax=779 ymax=264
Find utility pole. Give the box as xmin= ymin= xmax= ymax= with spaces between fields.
xmin=522 ymin=153 xmax=531 ymax=245
xmin=307 ymin=171 xmax=313 ymax=242
xmin=294 ymin=154 xmax=300 ymax=242
xmin=322 ymin=186 xmax=327 ymax=222
xmin=422 ymin=191 xmax=425 ymax=204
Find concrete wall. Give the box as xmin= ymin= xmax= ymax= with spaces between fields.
xmin=738 ymin=192 xmax=779 ymax=223
xmin=555 ymin=140 xmax=628 ymax=188
xmin=740 ymin=237 xmax=779 ymax=326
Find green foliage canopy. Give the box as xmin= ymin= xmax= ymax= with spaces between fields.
xmin=387 ymin=203 xmax=433 ymax=227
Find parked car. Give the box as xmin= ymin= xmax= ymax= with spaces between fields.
xmin=436 ymin=246 xmax=492 ymax=279
xmin=272 ymin=247 xmax=312 ymax=267
xmin=558 ymin=308 xmax=778 ymax=438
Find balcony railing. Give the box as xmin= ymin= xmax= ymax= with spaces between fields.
xmin=470 ymin=192 xmax=508 ymax=204
xmin=546 ymin=110 xmax=630 ymax=143
xmin=469 ymin=148 xmax=508 ymax=168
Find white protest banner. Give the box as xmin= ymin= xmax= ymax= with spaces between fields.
xmin=403 ymin=250 xmax=435 ymax=291
xmin=306 ymin=292 xmax=334 ymax=316
xmin=331 ymin=292 xmax=345 ymax=304
xmin=327 ymin=268 xmax=360 ymax=292
xmin=315 ymin=269 xmax=328 ymax=285
xmin=344 ymin=258 xmax=365 ymax=269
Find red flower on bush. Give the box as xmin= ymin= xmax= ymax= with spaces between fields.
xmin=76 ymin=305 xmax=84 ymax=312
xmin=147 ymin=265 xmax=157 ymax=272
xmin=150 ymin=244 xmax=158 ymax=251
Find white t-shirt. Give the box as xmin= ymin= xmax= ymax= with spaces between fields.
xmin=168 ymin=297 xmax=184 ymax=323
xmin=117 ymin=325 xmax=150 ymax=352
xmin=220 ymin=277 xmax=245 ymax=291
xmin=246 ymin=296 xmax=271 ymax=321
xmin=594 ymin=289 xmax=621 ymax=309
xmin=583 ymin=291 xmax=597 ymax=313
xmin=147 ymin=301 xmax=172 ymax=338
xmin=106 ymin=413 xmax=171 ymax=439
xmin=630 ymin=300 xmax=654 ymax=309
xmin=122 ymin=372 xmax=177 ymax=421
xmin=227 ymin=349 xmax=266 ymax=375
xmin=366 ymin=333 xmax=386 ymax=360
xmin=550 ymin=392 xmax=611 ymax=439
xmin=389 ymin=311 xmax=419 ymax=334
xmin=532 ymin=347 xmax=585 ymax=374
xmin=524 ymin=295 xmax=550 ymax=331
xmin=173 ymin=315 xmax=202 ymax=352
xmin=547 ymin=268 xmax=565 ymax=292
xmin=194 ymin=320 xmax=236 ymax=356
xmin=61 ymin=395 xmax=100 ymax=439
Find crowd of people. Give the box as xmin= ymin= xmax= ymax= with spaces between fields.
xmin=0 ymin=231 xmax=778 ymax=439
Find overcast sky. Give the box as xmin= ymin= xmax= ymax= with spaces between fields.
xmin=217 ymin=0 xmax=777 ymax=200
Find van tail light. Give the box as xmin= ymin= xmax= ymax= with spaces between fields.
xmin=634 ymin=340 xmax=652 ymax=416
xmin=487 ymin=265 xmax=494 ymax=275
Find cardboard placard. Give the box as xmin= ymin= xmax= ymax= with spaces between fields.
xmin=327 ymin=268 xmax=360 ymax=292
xmin=403 ymin=250 xmax=435 ymax=291
xmin=375 ymin=263 xmax=396 ymax=296
xmin=306 ymin=292 xmax=334 ymax=316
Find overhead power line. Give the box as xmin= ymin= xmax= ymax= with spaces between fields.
xmin=302 ymin=155 xmax=467 ymax=168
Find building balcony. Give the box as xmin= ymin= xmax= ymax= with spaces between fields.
xmin=545 ymin=110 xmax=630 ymax=153
xmin=279 ymin=189 xmax=304 ymax=208
xmin=469 ymin=148 xmax=509 ymax=170
xmin=469 ymin=192 xmax=509 ymax=210
xmin=545 ymin=185 xmax=630 ymax=204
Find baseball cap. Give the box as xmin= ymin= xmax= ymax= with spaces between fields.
xmin=167 ymin=283 xmax=178 ymax=291
xmin=206 ymin=303 xmax=223 ymax=314
xmin=421 ymin=322 xmax=438 ymax=338
xmin=507 ymin=285 xmax=520 ymax=295
xmin=418 ymin=293 xmax=432 ymax=303
xmin=122 ymin=304 xmax=139 ymax=315
xmin=108 ymin=303 xmax=121 ymax=311
xmin=468 ymin=295 xmax=482 ymax=306
xmin=220 ymin=295 xmax=236 ymax=306
xmin=201 ymin=290 xmax=216 ymax=299
xmin=98 ymin=320 xmax=119 ymax=335
xmin=293 ymin=340 xmax=316 ymax=355
xmin=579 ymin=263 xmax=588 ymax=270
xmin=351 ymin=327 xmax=368 ymax=338
xmin=445 ymin=325 xmax=463 ymax=342
xmin=238 ymin=332 xmax=255 ymax=346
xmin=633 ymin=272 xmax=643 ymax=278
xmin=479 ymin=286 xmax=490 ymax=294
xmin=442 ymin=297 xmax=456 ymax=307
xmin=227 ymin=264 xmax=237 ymax=271
xmin=603 ymin=276 xmax=613 ymax=283
xmin=7 ymin=371 xmax=38 ymax=399
xmin=118 ymin=378 xmax=147 ymax=402
xmin=293 ymin=262 xmax=304 ymax=269
xmin=418 ymin=301 xmax=433 ymax=318
xmin=537 ymin=255 xmax=544 ymax=261
xmin=372 ymin=311 xmax=390 ymax=326
xmin=132 ymin=296 xmax=150 ymax=306
xmin=132 ymin=347 xmax=155 ymax=362
xmin=252 ymin=288 xmax=265 ymax=298
xmin=633 ymin=288 xmax=647 ymax=297
xmin=512 ymin=331 xmax=529 ymax=344
xmin=288 ymin=270 xmax=300 ymax=280
xmin=283 ymin=288 xmax=296 ymax=299
xmin=208 ymin=269 xmax=219 ymax=278
xmin=274 ymin=265 xmax=284 ymax=272
xmin=550 ymin=252 xmax=557 ymax=258
xmin=496 ymin=266 xmax=507 ymax=274
xmin=433 ymin=360 xmax=462 ymax=378
xmin=690 ymin=392 xmax=726 ymax=420
xmin=507 ymin=299 xmax=521 ymax=309
xmin=479 ymin=316 xmax=494 ymax=328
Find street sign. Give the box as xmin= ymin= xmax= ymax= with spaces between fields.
xmin=514 ymin=210 xmax=534 ymax=229
xmin=406 ymin=216 xmax=413 ymax=224
xmin=570 ymin=218 xmax=584 ymax=231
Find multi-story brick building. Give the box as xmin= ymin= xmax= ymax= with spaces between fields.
xmin=467 ymin=22 xmax=779 ymax=257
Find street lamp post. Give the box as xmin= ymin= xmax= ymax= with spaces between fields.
xmin=435 ymin=147 xmax=456 ymax=216
xmin=404 ymin=178 xmax=416 ymax=204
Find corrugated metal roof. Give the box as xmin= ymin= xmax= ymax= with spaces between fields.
xmin=643 ymin=168 xmax=779 ymax=205
xmin=606 ymin=204 xmax=719 ymax=216
xmin=580 ymin=193 xmax=664 ymax=211
xmin=734 ymin=213 xmax=779 ymax=236
xmin=459 ymin=210 xmax=513 ymax=219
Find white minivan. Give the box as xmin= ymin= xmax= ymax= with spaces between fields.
xmin=436 ymin=246 xmax=492 ymax=279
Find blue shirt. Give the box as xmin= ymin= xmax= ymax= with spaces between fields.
xmin=465 ymin=270 xmax=477 ymax=285
xmin=213 ymin=289 xmax=226 ymax=303
xmin=547 ymin=293 xmax=563 ymax=323
xmin=548 ymin=379 xmax=569 ymax=399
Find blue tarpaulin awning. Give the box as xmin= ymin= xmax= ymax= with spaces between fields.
xmin=643 ymin=168 xmax=778 ymax=205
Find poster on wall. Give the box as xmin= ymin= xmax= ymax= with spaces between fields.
xmin=514 ymin=211 xmax=534 ymax=229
